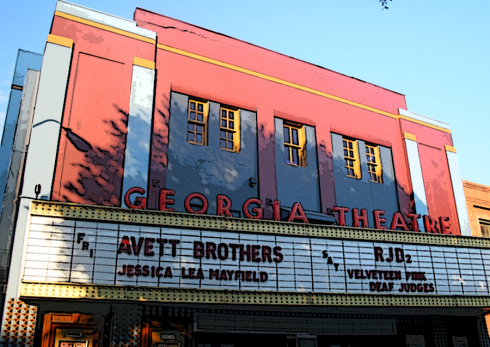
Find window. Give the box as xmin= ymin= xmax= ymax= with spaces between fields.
xmin=365 ymin=144 xmax=383 ymax=183
xmin=220 ymin=107 xmax=239 ymax=152
xmin=480 ymin=220 xmax=490 ymax=237
xmin=343 ymin=138 xmax=360 ymax=178
xmin=283 ymin=122 xmax=306 ymax=166
xmin=187 ymin=99 xmax=208 ymax=145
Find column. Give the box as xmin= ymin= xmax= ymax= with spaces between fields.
xmin=445 ymin=145 xmax=471 ymax=236
xmin=404 ymin=132 xmax=429 ymax=232
xmin=121 ymin=57 xmax=155 ymax=208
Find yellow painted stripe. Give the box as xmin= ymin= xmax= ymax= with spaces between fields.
xmin=158 ymin=44 xmax=398 ymax=118
xmin=157 ymin=44 xmax=450 ymax=133
xmin=11 ymin=85 xmax=23 ymax=91
xmin=47 ymin=34 xmax=73 ymax=48
xmin=403 ymin=132 xmax=417 ymax=141
xmin=54 ymin=11 xmax=156 ymax=44
xmin=133 ymin=57 xmax=155 ymax=70
xmin=399 ymin=114 xmax=451 ymax=133
xmin=445 ymin=145 xmax=457 ymax=153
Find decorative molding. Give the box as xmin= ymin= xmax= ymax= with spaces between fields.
xmin=467 ymin=197 xmax=490 ymax=209
xmin=56 ymin=0 xmax=155 ymax=39
xmin=445 ymin=145 xmax=457 ymax=153
xmin=463 ymin=181 xmax=490 ymax=194
xmin=133 ymin=57 xmax=155 ymax=70
xmin=398 ymin=108 xmax=451 ymax=132
xmin=20 ymin=282 xmax=490 ymax=308
xmin=54 ymin=11 xmax=155 ymax=44
xmin=403 ymin=132 xmax=417 ymax=141
xmin=47 ymin=34 xmax=74 ymax=48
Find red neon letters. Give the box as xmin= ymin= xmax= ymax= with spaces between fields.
xmin=124 ymin=188 xmax=451 ymax=233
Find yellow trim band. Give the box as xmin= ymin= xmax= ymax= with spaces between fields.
xmin=158 ymin=44 xmax=397 ymax=118
xmin=398 ymin=114 xmax=450 ymax=133
xmin=133 ymin=57 xmax=155 ymax=70
xmin=11 ymin=85 xmax=23 ymax=91
xmin=20 ymin=282 xmax=490 ymax=308
xmin=445 ymin=145 xmax=457 ymax=153
xmin=54 ymin=11 xmax=156 ymax=44
xmin=52 ymin=10 xmax=450 ymax=134
xmin=47 ymin=34 xmax=74 ymax=48
xmin=404 ymin=132 xmax=417 ymax=141
xmin=157 ymin=43 xmax=450 ymax=133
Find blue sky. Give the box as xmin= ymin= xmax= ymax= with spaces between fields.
xmin=1 ymin=0 xmax=489 ymax=186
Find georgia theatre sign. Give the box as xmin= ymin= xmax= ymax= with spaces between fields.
xmin=23 ymin=216 xmax=488 ymax=296
xmin=125 ymin=187 xmax=452 ymax=234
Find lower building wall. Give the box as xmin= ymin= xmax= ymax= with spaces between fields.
xmin=3 ymin=202 xmax=490 ymax=347
xmin=1 ymin=299 xmax=488 ymax=347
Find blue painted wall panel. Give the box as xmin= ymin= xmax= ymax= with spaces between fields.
xmin=332 ymin=133 xmax=399 ymax=228
xmin=166 ymin=92 xmax=258 ymax=215
xmin=11 ymin=50 xmax=43 ymax=88
xmin=274 ymin=118 xmax=321 ymax=213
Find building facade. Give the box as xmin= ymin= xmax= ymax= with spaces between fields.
xmin=464 ymin=181 xmax=490 ymax=238
xmin=0 ymin=1 xmax=488 ymax=346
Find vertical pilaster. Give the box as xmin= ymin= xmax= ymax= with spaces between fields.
xmin=445 ymin=145 xmax=471 ymax=236
xmin=403 ymin=132 xmax=428 ymax=232
xmin=1 ymin=34 xmax=73 ymax=346
xmin=121 ymin=57 xmax=155 ymax=208
xmin=0 ymin=197 xmax=34 ymax=346
xmin=21 ymin=35 xmax=73 ymax=200
xmin=0 ymin=70 xmax=40 ymax=302
xmin=0 ymin=50 xmax=42 ymax=216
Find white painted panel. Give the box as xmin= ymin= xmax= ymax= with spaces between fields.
xmin=399 ymin=108 xmax=450 ymax=131
xmin=405 ymin=139 xmax=428 ymax=231
xmin=446 ymin=150 xmax=471 ymax=236
xmin=57 ymin=0 xmax=156 ymax=39
xmin=6 ymin=198 xmax=33 ymax=298
xmin=21 ymin=43 xmax=72 ymax=200
xmin=121 ymin=65 xmax=154 ymax=204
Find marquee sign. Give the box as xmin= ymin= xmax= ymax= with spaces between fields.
xmin=23 ymin=216 xmax=489 ymax=297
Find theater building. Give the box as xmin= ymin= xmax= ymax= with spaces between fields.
xmin=1 ymin=1 xmax=489 ymax=346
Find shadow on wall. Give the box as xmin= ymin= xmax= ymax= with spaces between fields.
xmin=165 ymin=92 xmax=258 ymax=215
xmin=147 ymin=94 xmax=171 ymax=209
xmin=61 ymin=105 xmax=128 ymax=206
xmin=331 ymin=133 xmax=414 ymax=229
xmin=274 ymin=118 xmax=320 ymax=213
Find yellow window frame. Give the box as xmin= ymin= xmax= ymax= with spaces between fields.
xmin=365 ymin=144 xmax=383 ymax=183
xmin=283 ymin=122 xmax=306 ymax=167
xmin=343 ymin=138 xmax=361 ymax=179
xmin=220 ymin=107 xmax=240 ymax=152
xmin=187 ymin=99 xmax=208 ymax=146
